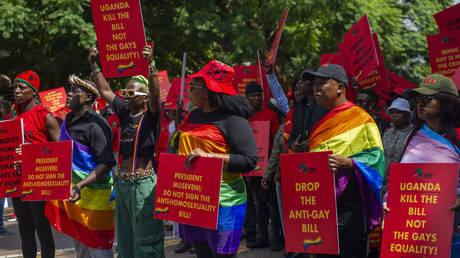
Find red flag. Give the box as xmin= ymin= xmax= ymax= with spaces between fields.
xmin=265 ymin=8 xmax=289 ymax=65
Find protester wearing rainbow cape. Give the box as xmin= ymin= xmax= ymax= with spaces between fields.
xmin=46 ymin=75 xmax=115 ymax=257
xmin=395 ymin=74 xmax=460 ymax=257
xmin=306 ymin=64 xmax=384 ymax=257
xmin=176 ymin=60 xmax=258 ymax=257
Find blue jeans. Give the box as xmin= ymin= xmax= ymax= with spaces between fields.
xmin=0 ymin=198 xmax=4 ymax=229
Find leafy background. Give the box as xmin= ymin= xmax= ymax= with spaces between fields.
xmin=0 ymin=0 xmax=454 ymax=94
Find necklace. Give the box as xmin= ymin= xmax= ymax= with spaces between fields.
xmin=129 ymin=110 xmax=144 ymax=118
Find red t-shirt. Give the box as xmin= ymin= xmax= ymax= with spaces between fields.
xmin=6 ymin=104 xmax=50 ymax=144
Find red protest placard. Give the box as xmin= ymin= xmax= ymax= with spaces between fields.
xmin=387 ymin=71 xmax=417 ymax=93
xmin=343 ymin=15 xmax=379 ymax=80
xmin=280 ymin=151 xmax=339 ymax=254
xmin=427 ymin=32 xmax=460 ymax=77
xmin=337 ymin=42 xmax=353 ymax=76
xmin=233 ymin=65 xmax=270 ymax=101
xmin=265 ymin=8 xmax=289 ymax=65
xmin=91 ymin=0 xmax=148 ymax=78
xmin=381 ymin=163 xmax=459 ymax=258
xmin=21 ymin=141 xmax=72 ymax=201
xmin=54 ymin=107 xmax=71 ymax=121
xmin=154 ymin=153 xmax=222 ymax=229
xmin=358 ymin=33 xmax=390 ymax=94
xmin=233 ymin=65 xmax=258 ymax=96
xmin=0 ymin=119 xmax=24 ymax=198
xmin=452 ymin=66 xmax=460 ymax=90
xmin=158 ymin=70 xmax=170 ymax=103
xmin=434 ymin=3 xmax=460 ymax=33
xmin=164 ymin=78 xmax=191 ymax=110
xmin=245 ymin=121 xmax=269 ymax=177
xmin=38 ymin=87 xmax=67 ymax=116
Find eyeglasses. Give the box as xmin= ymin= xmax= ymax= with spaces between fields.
xmin=415 ymin=95 xmax=435 ymax=105
xmin=119 ymin=89 xmax=147 ymax=98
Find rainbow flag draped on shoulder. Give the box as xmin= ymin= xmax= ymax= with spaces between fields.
xmin=176 ymin=114 xmax=247 ymax=254
xmin=45 ymin=120 xmax=114 ymax=249
xmin=309 ymin=101 xmax=384 ymax=229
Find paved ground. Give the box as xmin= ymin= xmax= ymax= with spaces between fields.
xmin=0 ymin=207 xmax=287 ymax=258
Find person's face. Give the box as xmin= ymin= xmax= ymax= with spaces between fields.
xmin=189 ymin=78 xmax=209 ymax=109
xmin=165 ymin=109 xmax=176 ymax=121
xmin=288 ymin=99 xmax=295 ymax=110
xmin=67 ymin=85 xmax=92 ymax=110
xmin=313 ymin=77 xmax=342 ymax=109
xmin=293 ymin=81 xmax=305 ymax=103
xmin=246 ymin=91 xmax=263 ymax=110
xmin=388 ymin=109 xmax=410 ymax=129
xmin=14 ymin=81 xmax=35 ymax=105
xmin=355 ymin=93 xmax=375 ymax=113
xmin=123 ymin=81 xmax=147 ymax=111
xmin=415 ymin=94 xmax=440 ymax=122
xmin=0 ymin=103 xmax=7 ymax=120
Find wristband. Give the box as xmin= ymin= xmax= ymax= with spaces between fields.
xmin=90 ymin=67 xmax=102 ymax=79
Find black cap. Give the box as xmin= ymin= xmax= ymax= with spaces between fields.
xmin=301 ymin=67 xmax=317 ymax=81
xmin=245 ymin=81 xmax=262 ymax=95
xmin=305 ymin=63 xmax=348 ymax=85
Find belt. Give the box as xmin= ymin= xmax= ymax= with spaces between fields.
xmin=116 ymin=167 xmax=154 ymax=179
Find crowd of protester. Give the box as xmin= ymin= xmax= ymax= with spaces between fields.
xmin=0 ymin=39 xmax=459 ymax=258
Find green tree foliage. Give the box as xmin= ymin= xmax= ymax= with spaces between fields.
xmin=0 ymin=0 xmax=453 ymax=91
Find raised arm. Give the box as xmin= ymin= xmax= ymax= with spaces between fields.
xmin=142 ymin=45 xmax=160 ymax=114
xmin=88 ymin=48 xmax=115 ymax=105
xmin=264 ymin=63 xmax=289 ymax=115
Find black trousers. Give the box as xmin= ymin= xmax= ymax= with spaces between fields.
xmin=12 ymin=198 xmax=55 ymax=258
xmin=245 ymin=177 xmax=269 ymax=236
xmin=193 ymin=241 xmax=237 ymax=258
xmin=316 ymin=205 xmax=368 ymax=258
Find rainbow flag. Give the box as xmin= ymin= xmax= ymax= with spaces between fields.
xmin=6 ymin=187 xmax=17 ymax=196
xmin=117 ymin=61 xmax=135 ymax=74
xmin=22 ymin=189 xmax=33 ymax=198
xmin=303 ymin=237 xmax=323 ymax=249
xmin=154 ymin=207 xmax=169 ymax=216
xmin=46 ymin=120 xmax=114 ymax=249
xmin=177 ymin=116 xmax=247 ymax=254
xmin=309 ymin=101 xmax=384 ymax=229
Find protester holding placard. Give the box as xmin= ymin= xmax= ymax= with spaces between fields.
xmin=45 ymin=75 xmax=116 ymax=257
xmin=7 ymin=71 xmax=60 ymax=258
xmin=385 ymin=74 xmax=460 ymax=256
xmin=89 ymin=45 xmax=165 ymax=257
xmin=305 ymin=64 xmax=384 ymax=257
xmin=381 ymin=98 xmax=413 ymax=198
xmin=174 ymin=60 xmax=257 ymax=257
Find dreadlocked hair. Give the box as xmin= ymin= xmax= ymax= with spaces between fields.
xmin=208 ymin=91 xmax=253 ymax=119
xmin=404 ymin=92 xmax=460 ymax=155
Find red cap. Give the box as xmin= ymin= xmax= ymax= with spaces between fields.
xmin=14 ymin=71 xmax=40 ymax=92
xmin=189 ymin=60 xmax=237 ymax=96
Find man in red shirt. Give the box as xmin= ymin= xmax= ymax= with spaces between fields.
xmin=245 ymin=82 xmax=282 ymax=250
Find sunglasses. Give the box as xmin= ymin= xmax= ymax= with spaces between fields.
xmin=415 ymin=95 xmax=435 ymax=105
xmin=119 ymin=89 xmax=147 ymax=98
